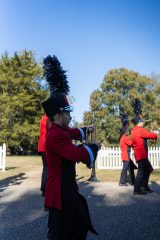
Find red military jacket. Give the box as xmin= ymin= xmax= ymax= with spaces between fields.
xmin=131 ymin=126 xmax=157 ymax=161
xmin=45 ymin=123 xmax=91 ymax=209
xmin=38 ymin=115 xmax=48 ymax=153
xmin=120 ymin=134 xmax=132 ymax=161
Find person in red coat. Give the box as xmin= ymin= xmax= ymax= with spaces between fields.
xmin=119 ymin=126 xmax=136 ymax=186
xmin=42 ymin=95 xmax=99 ymax=240
xmin=38 ymin=114 xmax=48 ymax=196
xmin=42 ymin=55 xmax=100 ymax=240
xmin=131 ymin=116 xmax=158 ymax=195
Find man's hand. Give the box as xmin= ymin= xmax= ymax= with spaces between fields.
xmin=153 ymin=130 xmax=159 ymax=135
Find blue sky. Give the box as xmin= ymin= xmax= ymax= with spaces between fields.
xmin=1 ymin=0 xmax=160 ymax=122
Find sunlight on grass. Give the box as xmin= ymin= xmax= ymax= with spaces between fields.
xmin=0 ymin=156 xmax=42 ymax=180
xmin=0 ymin=156 xmax=160 ymax=183
xmin=76 ymin=163 xmax=160 ymax=183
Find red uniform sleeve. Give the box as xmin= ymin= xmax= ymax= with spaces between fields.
xmin=140 ymin=128 xmax=157 ymax=140
xmin=49 ymin=130 xmax=90 ymax=164
xmin=66 ymin=128 xmax=82 ymax=141
xmin=40 ymin=118 xmax=47 ymax=136
xmin=124 ymin=135 xmax=132 ymax=146
xmin=38 ymin=115 xmax=47 ymax=152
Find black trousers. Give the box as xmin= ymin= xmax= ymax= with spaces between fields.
xmin=119 ymin=160 xmax=136 ymax=184
xmin=129 ymin=160 xmax=137 ymax=184
xmin=40 ymin=152 xmax=47 ymax=194
xmin=47 ymin=196 xmax=90 ymax=240
xmin=119 ymin=161 xmax=130 ymax=184
xmin=134 ymin=158 xmax=153 ymax=192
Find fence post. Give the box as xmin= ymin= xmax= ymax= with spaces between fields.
xmin=2 ymin=143 xmax=6 ymax=171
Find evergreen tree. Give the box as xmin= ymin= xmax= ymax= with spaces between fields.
xmin=0 ymin=50 xmax=47 ymax=154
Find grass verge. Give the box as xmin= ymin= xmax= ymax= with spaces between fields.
xmin=76 ymin=163 xmax=160 ymax=183
xmin=0 ymin=156 xmax=160 ymax=183
xmin=0 ymin=156 xmax=42 ymax=181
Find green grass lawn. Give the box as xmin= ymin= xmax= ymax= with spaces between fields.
xmin=76 ymin=163 xmax=160 ymax=183
xmin=0 ymin=156 xmax=160 ymax=183
xmin=0 ymin=155 xmax=42 ymax=181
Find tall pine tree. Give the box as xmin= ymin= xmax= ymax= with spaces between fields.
xmin=0 ymin=50 xmax=47 ymax=154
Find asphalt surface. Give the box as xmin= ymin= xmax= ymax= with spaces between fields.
xmin=0 ymin=167 xmax=160 ymax=240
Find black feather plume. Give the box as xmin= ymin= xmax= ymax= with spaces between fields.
xmin=120 ymin=112 xmax=129 ymax=127
xmin=132 ymin=98 xmax=142 ymax=115
xmin=43 ymin=55 xmax=70 ymax=96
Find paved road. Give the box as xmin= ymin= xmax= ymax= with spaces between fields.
xmin=0 ymin=167 xmax=160 ymax=240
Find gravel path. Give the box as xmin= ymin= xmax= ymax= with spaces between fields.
xmin=0 ymin=167 xmax=160 ymax=240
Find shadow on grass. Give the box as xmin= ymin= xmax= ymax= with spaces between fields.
xmin=0 ymin=173 xmax=28 ymax=193
xmin=5 ymin=166 xmax=18 ymax=170
xmin=76 ymin=176 xmax=85 ymax=181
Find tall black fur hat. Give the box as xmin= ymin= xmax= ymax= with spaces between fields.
xmin=42 ymin=55 xmax=72 ymax=117
xmin=132 ymin=98 xmax=143 ymax=125
xmin=120 ymin=112 xmax=129 ymax=134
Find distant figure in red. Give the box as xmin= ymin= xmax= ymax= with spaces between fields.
xmin=119 ymin=126 xmax=136 ymax=186
xmin=131 ymin=98 xmax=158 ymax=195
xmin=119 ymin=112 xmax=136 ymax=186
xmin=131 ymin=116 xmax=158 ymax=195
xmin=38 ymin=114 xmax=48 ymax=196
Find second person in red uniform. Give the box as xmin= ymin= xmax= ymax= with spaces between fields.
xmin=38 ymin=114 xmax=48 ymax=196
xmin=119 ymin=126 xmax=136 ymax=186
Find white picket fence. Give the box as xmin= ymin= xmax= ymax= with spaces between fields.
xmin=0 ymin=143 xmax=6 ymax=171
xmin=0 ymin=144 xmax=159 ymax=171
xmin=97 ymin=147 xmax=160 ymax=169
